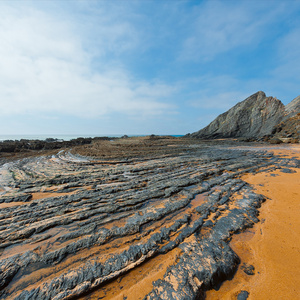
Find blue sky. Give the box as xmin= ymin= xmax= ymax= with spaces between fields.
xmin=0 ymin=0 xmax=300 ymax=136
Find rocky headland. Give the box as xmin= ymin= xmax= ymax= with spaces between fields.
xmin=189 ymin=91 xmax=300 ymax=143
xmin=0 ymin=136 xmax=299 ymax=299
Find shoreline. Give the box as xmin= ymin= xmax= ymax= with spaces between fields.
xmin=0 ymin=139 xmax=299 ymax=299
xmin=206 ymin=146 xmax=300 ymax=299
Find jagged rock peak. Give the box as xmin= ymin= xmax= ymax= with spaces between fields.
xmin=190 ymin=91 xmax=286 ymax=139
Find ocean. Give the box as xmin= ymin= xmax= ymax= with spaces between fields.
xmin=0 ymin=134 xmax=183 ymax=142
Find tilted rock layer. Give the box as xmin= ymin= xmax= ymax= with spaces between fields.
xmin=190 ymin=91 xmax=300 ymax=139
xmin=285 ymin=95 xmax=300 ymax=118
xmin=273 ymin=113 xmax=300 ymax=140
xmin=0 ymin=137 xmax=299 ymax=299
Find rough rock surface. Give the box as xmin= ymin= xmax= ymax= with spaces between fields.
xmin=273 ymin=113 xmax=300 ymax=141
xmin=270 ymin=95 xmax=300 ymax=142
xmin=285 ymin=95 xmax=300 ymax=119
xmin=189 ymin=91 xmax=300 ymax=140
xmin=0 ymin=138 xmax=299 ymax=299
xmin=237 ymin=290 xmax=249 ymax=300
xmin=190 ymin=91 xmax=285 ymax=138
xmin=0 ymin=137 xmax=111 ymax=155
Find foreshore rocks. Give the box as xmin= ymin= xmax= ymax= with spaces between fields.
xmin=0 ymin=137 xmax=111 ymax=154
xmin=0 ymin=139 xmax=299 ymax=299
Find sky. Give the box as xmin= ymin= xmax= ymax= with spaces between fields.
xmin=0 ymin=0 xmax=300 ymax=136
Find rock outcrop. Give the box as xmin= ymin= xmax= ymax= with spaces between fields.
xmin=285 ymin=95 xmax=300 ymax=119
xmin=0 ymin=137 xmax=111 ymax=154
xmin=1 ymin=138 xmax=299 ymax=299
xmin=190 ymin=91 xmax=300 ymax=139
xmin=268 ymin=96 xmax=300 ymax=142
xmin=273 ymin=113 xmax=300 ymax=141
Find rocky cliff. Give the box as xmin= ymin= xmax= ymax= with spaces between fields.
xmin=190 ymin=91 xmax=300 ymax=139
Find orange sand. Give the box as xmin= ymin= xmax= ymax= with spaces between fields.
xmin=206 ymin=146 xmax=300 ymax=299
xmin=0 ymin=201 xmax=26 ymax=209
xmin=81 ymin=248 xmax=182 ymax=300
xmin=31 ymin=190 xmax=78 ymax=200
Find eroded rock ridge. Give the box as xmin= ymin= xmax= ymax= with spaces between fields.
xmin=0 ymin=138 xmax=299 ymax=299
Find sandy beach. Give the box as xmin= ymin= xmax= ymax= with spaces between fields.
xmin=1 ymin=1 xmax=300 ymax=298
xmin=0 ymin=139 xmax=299 ymax=299
xmin=206 ymin=145 xmax=300 ymax=299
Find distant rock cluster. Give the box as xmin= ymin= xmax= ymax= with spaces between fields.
xmin=0 ymin=137 xmax=111 ymax=153
xmin=189 ymin=91 xmax=300 ymax=143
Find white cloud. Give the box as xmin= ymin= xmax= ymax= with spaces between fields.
xmin=0 ymin=3 xmax=176 ymax=118
xmin=180 ymin=0 xmax=285 ymax=61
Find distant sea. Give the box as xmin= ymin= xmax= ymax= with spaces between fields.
xmin=0 ymin=134 xmax=183 ymax=142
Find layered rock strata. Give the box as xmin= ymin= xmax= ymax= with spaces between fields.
xmin=285 ymin=95 xmax=300 ymax=118
xmin=190 ymin=91 xmax=300 ymax=139
xmin=0 ymin=140 xmax=299 ymax=299
xmin=272 ymin=113 xmax=300 ymax=141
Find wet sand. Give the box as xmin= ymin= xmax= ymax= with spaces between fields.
xmin=206 ymin=145 xmax=300 ymax=299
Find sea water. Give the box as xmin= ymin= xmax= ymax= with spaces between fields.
xmin=0 ymin=134 xmax=102 ymax=142
xmin=0 ymin=134 xmax=183 ymax=142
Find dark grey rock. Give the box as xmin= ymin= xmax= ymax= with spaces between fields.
xmin=285 ymin=95 xmax=300 ymax=119
xmin=280 ymin=168 xmax=296 ymax=173
xmin=0 ymin=193 xmax=32 ymax=204
xmin=269 ymin=138 xmax=283 ymax=144
xmin=241 ymin=263 xmax=255 ymax=275
xmin=189 ymin=91 xmax=300 ymax=140
xmin=237 ymin=290 xmax=249 ymax=300
xmin=190 ymin=91 xmax=285 ymax=139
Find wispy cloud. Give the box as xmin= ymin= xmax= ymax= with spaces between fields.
xmin=0 ymin=3 xmax=176 ymax=119
xmin=0 ymin=0 xmax=299 ymax=135
xmin=180 ymin=1 xmax=286 ymax=62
